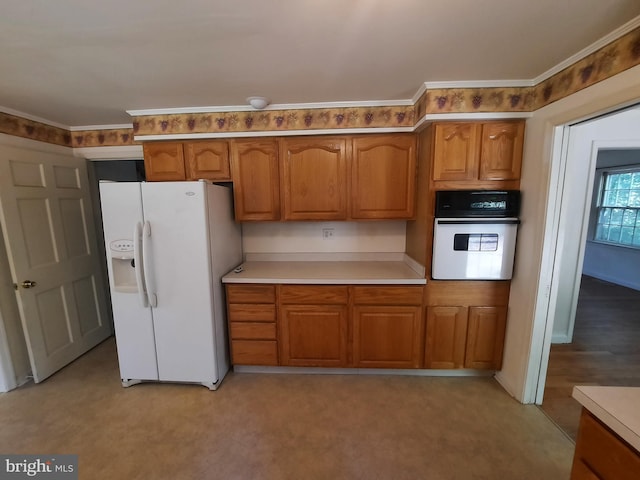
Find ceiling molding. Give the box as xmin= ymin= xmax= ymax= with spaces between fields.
xmin=421 ymin=80 xmax=535 ymax=89
xmin=69 ymin=124 xmax=133 ymax=131
xmin=127 ymin=99 xmax=416 ymax=118
xmin=411 ymin=83 xmax=429 ymax=104
xmin=414 ymin=112 xmax=532 ymax=131
xmin=532 ymin=14 xmax=640 ymax=85
xmin=134 ymin=126 xmax=415 ymax=142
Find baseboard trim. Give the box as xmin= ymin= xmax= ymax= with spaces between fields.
xmin=232 ymin=366 xmax=495 ymax=377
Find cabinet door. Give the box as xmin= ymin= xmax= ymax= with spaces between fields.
xmin=432 ymin=123 xmax=480 ymax=181
xmin=425 ymin=306 xmax=467 ymax=369
xmin=230 ymin=139 xmax=280 ymax=221
xmin=184 ymin=141 xmax=230 ymax=180
xmin=143 ymin=142 xmax=186 ymax=181
xmin=280 ymin=137 xmax=348 ymax=220
xmin=464 ymin=306 xmax=507 ymax=369
xmin=353 ymin=305 xmax=422 ymax=368
xmin=572 ymin=409 xmax=640 ymax=480
xmin=351 ymin=135 xmax=417 ymax=219
xmin=479 ymin=121 xmax=524 ymax=180
xmin=279 ymin=304 xmax=348 ymax=367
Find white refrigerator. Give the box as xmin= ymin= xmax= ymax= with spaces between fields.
xmin=99 ymin=181 xmax=242 ymax=390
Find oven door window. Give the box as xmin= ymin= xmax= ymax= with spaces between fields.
xmin=453 ymin=233 xmax=499 ymax=251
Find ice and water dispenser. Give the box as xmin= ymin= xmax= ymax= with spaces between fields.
xmin=109 ymin=239 xmax=138 ymax=292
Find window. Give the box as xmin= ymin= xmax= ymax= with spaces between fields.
xmin=594 ymin=168 xmax=640 ymax=248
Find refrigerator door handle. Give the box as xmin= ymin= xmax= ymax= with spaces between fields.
xmin=133 ymin=222 xmax=148 ymax=308
xmin=142 ymin=221 xmax=158 ymax=308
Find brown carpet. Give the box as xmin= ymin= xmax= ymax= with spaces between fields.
xmin=0 ymin=339 xmax=573 ymax=479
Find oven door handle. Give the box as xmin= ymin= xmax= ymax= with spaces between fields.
xmin=436 ymin=219 xmax=521 ymax=225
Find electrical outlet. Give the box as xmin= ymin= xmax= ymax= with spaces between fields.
xmin=322 ymin=228 xmax=335 ymax=240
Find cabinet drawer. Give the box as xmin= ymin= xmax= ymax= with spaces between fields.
xmin=230 ymin=322 xmax=277 ymax=340
xmin=226 ymin=284 xmax=276 ymax=303
xmin=353 ymin=286 xmax=423 ymax=305
xmin=573 ymin=409 xmax=640 ymax=480
xmin=228 ymin=304 xmax=276 ymax=322
xmin=231 ymin=340 xmax=278 ymax=365
xmin=280 ymin=285 xmax=349 ymax=304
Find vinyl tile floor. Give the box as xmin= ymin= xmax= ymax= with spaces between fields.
xmin=0 ymin=339 xmax=574 ymax=480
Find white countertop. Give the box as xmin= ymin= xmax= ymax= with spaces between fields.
xmin=572 ymin=386 xmax=640 ymax=452
xmin=221 ymin=260 xmax=427 ymax=285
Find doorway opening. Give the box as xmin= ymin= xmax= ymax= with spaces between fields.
xmin=532 ymin=105 xmax=640 ymax=439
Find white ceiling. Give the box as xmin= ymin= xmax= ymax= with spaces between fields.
xmin=2 ymin=0 xmax=640 ymax=128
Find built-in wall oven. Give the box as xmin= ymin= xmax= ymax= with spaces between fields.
xmin=432 ymin=190 xmax=521 ymax=280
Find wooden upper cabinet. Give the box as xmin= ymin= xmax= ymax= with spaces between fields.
xmin=184 ymin=141 xmax=231 ymax=181
xmin=351 ymin=134 xmax=417 ymax=219
xmin=144 ymin=140 xmax=231 ymax=182
xmin=432 ymin=123 xmax=480 ymax=181
xmin=280 ymin=137 xmax=348 ymax=220
xmin=479 ymin=121 xmax=524 ymax=180
xmin=143 ymin=142 xmax=186 ymax=181
xmin=431 ymin=120 xmax=525 ymax=184
xmin=230 ymin=139 xmax=281 ymax=221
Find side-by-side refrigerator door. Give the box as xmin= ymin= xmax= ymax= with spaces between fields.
xmin=99 ymin=182 xmax=159 ymax=383
xmin=141 ymin=182 xmax=218 ymax=385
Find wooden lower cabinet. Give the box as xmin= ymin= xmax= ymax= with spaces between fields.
xmin=280 ymin=304 xmax=348 ymax=367
xmin=353 ymin=305 xmax=422 ymax=368
xmin=425 ymin=305 xmax=506 ymax=370
xmin=424 ymin=281 xmax=510 ymax=370
xmin=425 ymin=306 xmax=467 ymax=369
xmin=465 ymin=306 xmax=507 ymax=369
xmin=279 ymin=285 xmax=348 ymax=367
xmin=571 ymin=409 xmax=640 ymax=480
xmin=226 ymin=285 xmax=278 ymax=366
xmin=352 ymin=286 xmax=424 ymax=368
xmin=226 ymin=282 xmax=507 ymax=371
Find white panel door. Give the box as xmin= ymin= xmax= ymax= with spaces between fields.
xmin=0 ymin=145 xmax=112 ymax=382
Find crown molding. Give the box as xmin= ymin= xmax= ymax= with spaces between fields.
xmin=126 ymin=99 xmax=415 ymax=118
xmin=411 ymin=83 xmax=429 ymax=103
xmin=532 ymin=14 xmax=640 ymax=85
xmin=421 ymin=79 xmax=535 ymax=89
xmin=134 ymin=126 xmax=415 ymax=142
xmin=413 ymin=112 xmax=533 ymax=131
xmin=69 ymin=124 xmax=133 ymax=131
xmin=0 ymin=106 xmax=70 ymax=130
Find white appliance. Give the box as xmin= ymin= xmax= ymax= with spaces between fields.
xmin=99 ymin=181 xmax=242 ymax=390
xmin=432 ymin=190 xmax=520 ymax=280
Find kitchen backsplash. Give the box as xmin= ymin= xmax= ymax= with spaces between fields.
xmin=241 ymin=221 xmax=407 ymax=254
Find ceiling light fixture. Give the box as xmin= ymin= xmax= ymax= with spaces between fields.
xmin=246 ymin=96 xmax=270 ymax=110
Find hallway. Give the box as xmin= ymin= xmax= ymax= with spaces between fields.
xmin=541 ymin=275 xmax=640 ymax=440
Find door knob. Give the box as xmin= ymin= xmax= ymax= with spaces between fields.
xmin=21 ymin=280 xmax=37 ymax=288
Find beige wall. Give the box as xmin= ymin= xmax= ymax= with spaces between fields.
xmin=495 ymin=65 xmax=640 ymax=402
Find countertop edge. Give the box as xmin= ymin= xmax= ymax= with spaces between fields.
xmin=221 ymin=259 xmax=427 ymax=285
xmin=222 ymin=277 xmax=427 ymax=285
xmin=572 ymin=386 xmax=640 ymax=452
